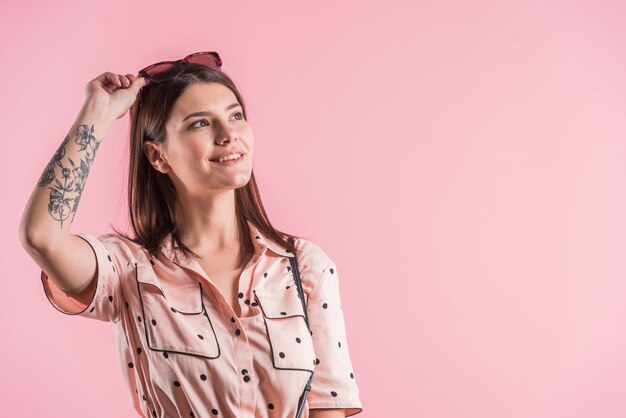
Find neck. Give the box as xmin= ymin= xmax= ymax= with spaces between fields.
xmin=175 ymin=189 xmax=241 ymax=253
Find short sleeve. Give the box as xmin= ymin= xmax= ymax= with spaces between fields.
xmin=306 ymin=257 xmax=363 ymax=416
xmin=40 ymin=232 xmax=129 ymax=323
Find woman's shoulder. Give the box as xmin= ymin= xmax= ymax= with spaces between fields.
xmin=291 ymin=235 xmax=336 ymax=291
xmin=87 ymin=232 xmax=146 ymax=263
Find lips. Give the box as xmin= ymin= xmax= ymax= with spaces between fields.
xmin=209 ymin=151 xmax=244 ymax=162
xmin=209 ymin=153 xmax=245 ymax=164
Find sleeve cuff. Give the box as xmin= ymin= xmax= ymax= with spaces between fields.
xmin=40 ymin=233 xmax=111 ymax=316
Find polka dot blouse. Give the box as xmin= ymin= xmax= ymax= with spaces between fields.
xmin=40 ymin=220 xmax=363 ymax=418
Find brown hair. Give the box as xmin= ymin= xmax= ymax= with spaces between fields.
xmin=111 ymin=63 xmax=302 ymax=268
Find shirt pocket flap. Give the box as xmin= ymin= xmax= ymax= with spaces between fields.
xmin=254 ymin=287 xmax=307 ymax=319
xmin=136 ymin=262 xmax=202 ymax=313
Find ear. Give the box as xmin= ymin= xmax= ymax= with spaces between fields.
xmin=143 ymin=140 xmax=171 ymax=174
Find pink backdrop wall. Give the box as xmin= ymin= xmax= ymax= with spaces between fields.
xmin=2 ymin=0 xmax=626 ymax=417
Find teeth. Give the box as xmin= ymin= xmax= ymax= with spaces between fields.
xmin=215 ymin=153 xmax=242 ymax=162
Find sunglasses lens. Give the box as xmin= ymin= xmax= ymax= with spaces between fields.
xmin=187 ymin=53 xmax=222 ymax=69
xmin=144 ymin=62 xmax=179 ymax=81
xmin=140 ymin=53 xmax=222 ymax=82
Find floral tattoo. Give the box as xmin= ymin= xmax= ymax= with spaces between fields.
xmin=37 ymin=124 xmax=101 ymax=228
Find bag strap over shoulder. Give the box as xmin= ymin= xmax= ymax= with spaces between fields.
xmin=287 ymin=236 xmax=309 ymax=329
xmin=286 ymin=236 xmax=314 ymax=418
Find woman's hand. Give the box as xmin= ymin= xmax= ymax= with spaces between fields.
xmin=84 ymin=72 xmax=151 ymax=121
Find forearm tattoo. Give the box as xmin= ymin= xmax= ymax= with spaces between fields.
xmin=37 ymin=124 xmax=101 ymax=229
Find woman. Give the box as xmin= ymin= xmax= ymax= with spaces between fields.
xmin=19 ymin=51 xmax=363 ymax=418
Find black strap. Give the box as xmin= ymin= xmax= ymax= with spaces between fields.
xmin=287 ymin=236 xmax=314 ymax=418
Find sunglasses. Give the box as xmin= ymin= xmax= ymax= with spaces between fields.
xmin=137 ymin=51 xmax=223 ymax=83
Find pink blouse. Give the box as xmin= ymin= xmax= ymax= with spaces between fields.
xmin=40 ymin=220 xmax=363 ymax=418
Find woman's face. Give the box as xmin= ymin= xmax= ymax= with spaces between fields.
xmin=144 ymin=82 xmax=254 ymax=197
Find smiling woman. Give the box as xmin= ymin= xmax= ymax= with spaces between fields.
xmin=20 ymin=53 xmax=363 ymax=418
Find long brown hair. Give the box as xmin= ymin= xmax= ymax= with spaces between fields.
xmin=111 ymin=63 xmax=302 ymax=268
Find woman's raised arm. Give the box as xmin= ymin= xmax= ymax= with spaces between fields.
xmin=18 ymin=72 xmax=148 ymax=296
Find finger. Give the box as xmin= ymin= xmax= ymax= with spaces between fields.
xmin=129 ymin=75 xmax=150 ymax=94
xmin=104 ymin=72 xmax=121 ymax=87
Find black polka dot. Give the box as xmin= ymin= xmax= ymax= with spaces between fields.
xmin=338 ymin=341 xmax=342 ymax=348
xmin=251 ymin=302 xmax=258 ymax=306
xmin=241 ymin=369 xmax=248 ymax=375
xmin=296 ymin=337 xmax=301 ymax=343
xmin=152 ymin=410 xmax=157 ymax=417
xmin=112 ymin=265 xmax=116 ymax=272
xmin=197 ymin=334 xmax=204 ymax=340
xmin=137 ymin=347 xmax=142 ymax=355
xmin=151 ymin=319 xmax=157 ymax=326
xmin=137 ymin=316 xmax=142 ymax=322
xmin=287 ymin=266 xmax=291 ymax=272
xmin=268 ymin=403 xmax=275 ymax=409
xmin=125 ymin=301 xmax=129 ymax=309
xmin=200 ymin=374 xmax=207 ymax=381
xmin=238 ymin=292 xmax=244 ymax=299
xmin=264 ymin=272 xmax=268 ymax=278
xmin=235 ymin=329 xmax=241 ymax=336
xmin=244 ymin=299 xmax=250 ymax=305
xmin=143 ymin=394 xmax=146 ymax=401
xmin=350 ymin=372 xmax=354 ymax=378
xmin=89 ymin=307 xmax=95 ymax=313
xmin=286 ymin=285 xmax=291 ymax=289
xmin=211 ymin=409 xmax=219 ymax=415
xmin=315 ymin=358 xmax=320 ymax=365
xmin=280 ymin=311 xmax=287 ymax=316
xmin=163 ymin=352 xmax=169 ymax=359
xmin=231 ymin=317 xmax=236 ymax=323
xmin=243 ymin=375 xmax=251 ymax=382
xmin=322 ymin=302 xmax=328 ymax=309
xmin=173 ymin=380 xmax=181 ymax=387
xmin=279 ymin=352 xmax=285 ymax=358
xmin=108 ymin=295 xmax=113 ymax=302
xmin=331 ymin=390 xmax=337 ymax=397
xmin=330 ymin=268 xmax=334 ymax=274
xmin=108 ymin=255 xmax=112 ymax=262
xmin=128 ymin=362 xmax=134 ymax=368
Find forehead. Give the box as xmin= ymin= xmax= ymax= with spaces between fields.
xmin=170 ymin=82 xmax=238 ymax=120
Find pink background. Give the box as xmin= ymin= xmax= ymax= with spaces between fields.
xmin=3 ymin=0 xmax=626 ymax=417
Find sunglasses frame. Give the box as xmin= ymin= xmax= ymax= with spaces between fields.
xmin=137 ymin=51 xmax=222 ymax=83
xmin=135 ymin=51 xmax=223 ymax=113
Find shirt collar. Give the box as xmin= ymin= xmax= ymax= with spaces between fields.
xmin=160 ymin=219 xmax=294 ymax=262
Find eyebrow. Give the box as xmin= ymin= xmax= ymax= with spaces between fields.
xmin=182 ymin=103 xmax=242 ymax=122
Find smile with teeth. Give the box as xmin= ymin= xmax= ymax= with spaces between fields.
xmin=211 ymin=153 xmax=243 ymax=163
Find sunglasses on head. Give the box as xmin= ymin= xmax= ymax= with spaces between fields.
xmin=137 ymin=51 xmax=222 ymax=83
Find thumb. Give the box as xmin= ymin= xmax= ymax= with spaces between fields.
xmin=129 ymin=75 xmax=150 ymax=95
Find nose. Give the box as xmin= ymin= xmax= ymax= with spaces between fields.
xmin=215 ymin=120 xmax=238 ymax=144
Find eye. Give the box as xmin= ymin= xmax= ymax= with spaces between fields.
xmin=189 ymin=112 xmax=244 ymax=130
xmin=190 ymin=119 xmax=209 ymax=129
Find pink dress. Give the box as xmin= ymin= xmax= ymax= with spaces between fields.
xmin=40 ymin=220 xmax=363 ymax=418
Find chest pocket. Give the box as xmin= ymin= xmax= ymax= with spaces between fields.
xmin=254 ymin=287 xmax=316 ymax=372
xmin=135 ymin=263 xmax=221 ymax=359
